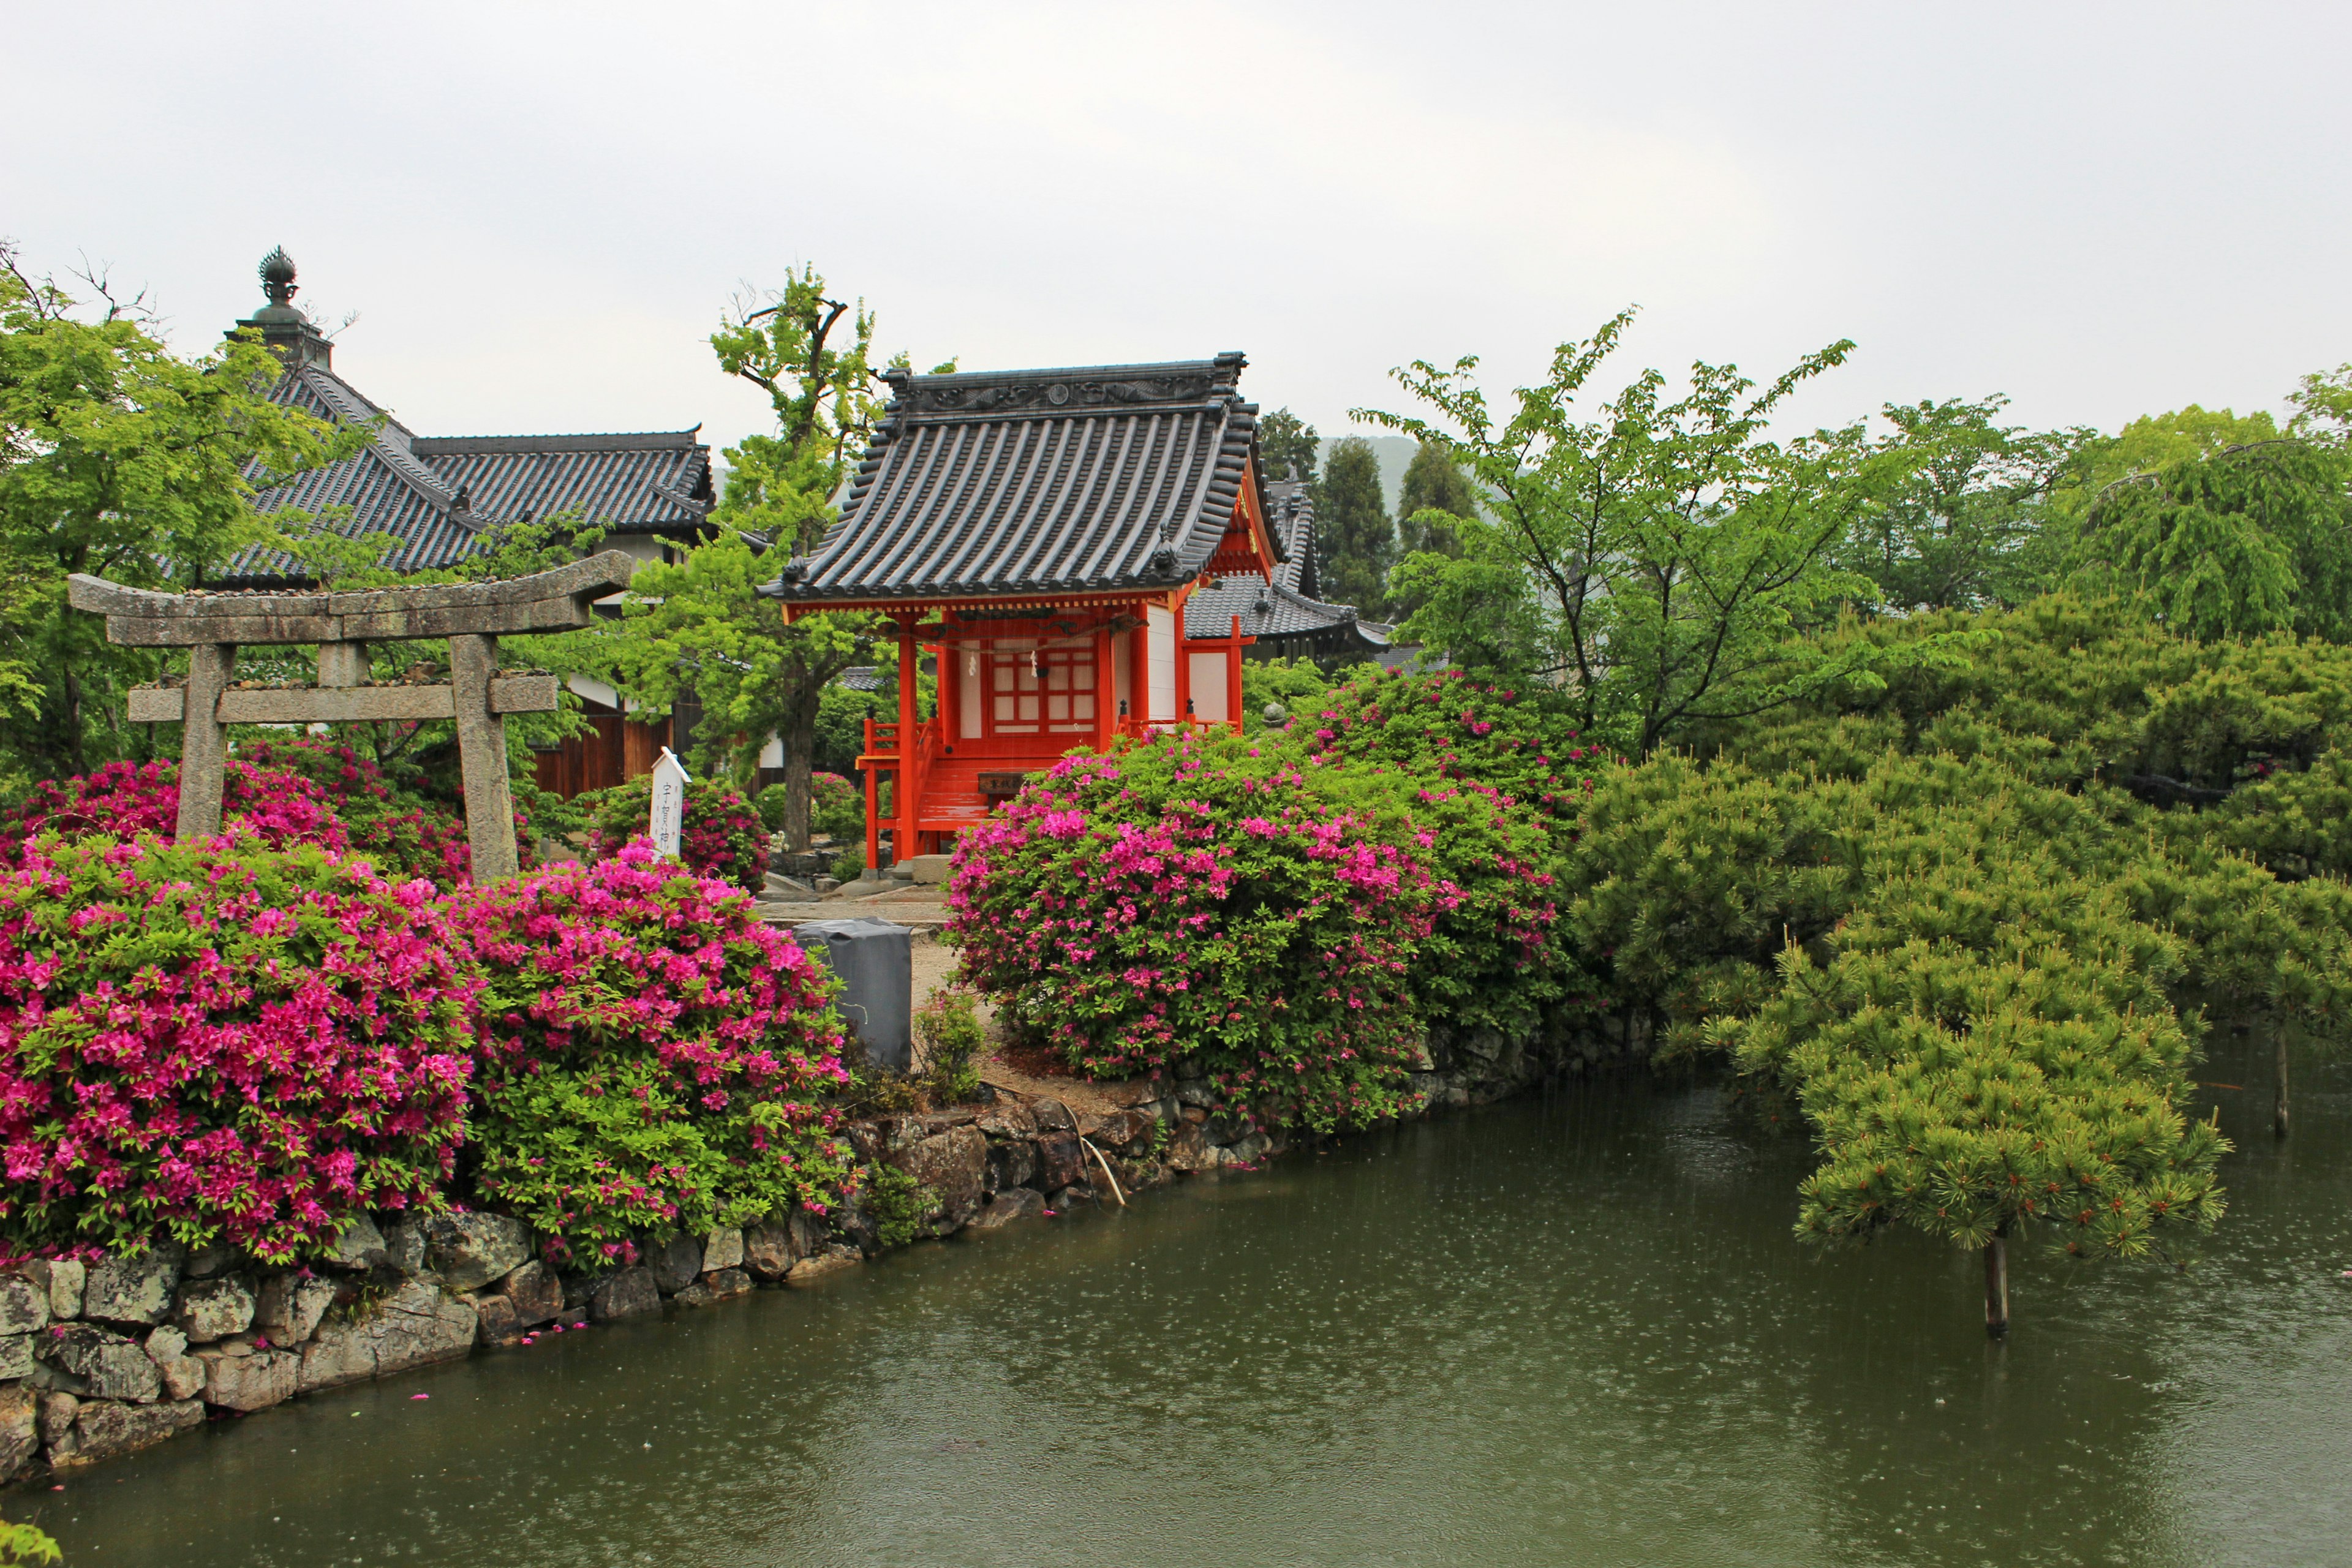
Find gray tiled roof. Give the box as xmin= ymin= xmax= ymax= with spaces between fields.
xmin=1262 ymin=476 xmax=1320 ymax=598
xmin=230 ymin=362 xmax=712 ymax=583
xmin=1184 ymin=575 xmax=1386 ymax=643
xmin=1182 ymin=473 xmax=1381 ymax=652
xmin=766 ymin=353 xmax=1279 ymax=604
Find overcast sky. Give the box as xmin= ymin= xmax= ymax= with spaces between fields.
xmin=8 ymin=2 xmax=2348 ymax=458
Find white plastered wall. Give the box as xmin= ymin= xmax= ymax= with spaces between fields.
xmin=1147 ymin=605 xmax=1177 ymax=722
xmin=1188 ymin=650 xmax=1230 ymax=723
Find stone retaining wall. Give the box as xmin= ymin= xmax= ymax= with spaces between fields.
xmin=0 ymin=1011 xmax=1640 ymax=1480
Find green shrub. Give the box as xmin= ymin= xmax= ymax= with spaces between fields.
xmin=914 ymin=989 xmax=986 ymax=1104
xmin=862 ymin=1164 xmax=933 ymax=1248
xmin=755 ymin=783 xmax=791 ymax=832
xmin=810 ymin=771 xmax=863 ymax=839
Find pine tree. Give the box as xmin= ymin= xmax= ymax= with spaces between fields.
xmin=1396 ymin=440 xmax=1478 ymax=557
xmin=1318 ymin=436 xmax=1396 ymax=618
xmin=1257 ymin=407 xmax=1320 ymax=486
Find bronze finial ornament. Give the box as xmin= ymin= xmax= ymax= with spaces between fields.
xmin=259 ymin=246 xmax=298 ymax=304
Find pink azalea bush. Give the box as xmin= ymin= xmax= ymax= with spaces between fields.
xmin=0 ymin=835 xmax=475 ymax=1262
xmin=1302 ymin=670 xmax=1611 ymax=1035
xmin=1305 ymin=667 xmax=1612 ymax=824
xmin=0 ymin=758 xmax=350 ymax=865
xmin=232 ymin=737 xmax=475 ymax=888
xmin=454 ymin=842 xmax=857 ymax=1265
xmin=587 ymin=777 xmax=768 ymax=892
xmin=949 ymin=731 xmax=1451 ymax=1134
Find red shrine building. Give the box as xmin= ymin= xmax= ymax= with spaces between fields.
xmin=764 ymin=354 xmax=1290 ymax=866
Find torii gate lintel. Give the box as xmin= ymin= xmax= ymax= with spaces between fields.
xmin=66 ymin=550 xmax=638 ymax=882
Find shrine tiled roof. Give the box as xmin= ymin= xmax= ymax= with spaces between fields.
xmin=229 ymin=365 xmax=712 ymax=583
xmin=764 ymin=353 xmax=1279 ymax=605
xmin=1182 ymin=472 xmax=1382 ymax=654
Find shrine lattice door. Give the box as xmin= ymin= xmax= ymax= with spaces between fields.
xmin=982 ymin=642 xmax=1096 ymax=744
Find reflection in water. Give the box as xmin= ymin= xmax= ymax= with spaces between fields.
xmin=37 ymin=1031 xmax=2352 ymax=1567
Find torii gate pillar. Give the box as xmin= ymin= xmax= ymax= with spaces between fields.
xmin=68 ymin=551 xmax=638 ymax=883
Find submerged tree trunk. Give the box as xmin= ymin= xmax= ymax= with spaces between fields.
xmin=2274 ymin=1027 xmax=2291 ymax=1139
xmin=1984 ymin=1228 xmax=2010 ymax=1340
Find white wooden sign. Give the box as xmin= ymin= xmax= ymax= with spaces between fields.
xmin=649 ymin=747 xmax=691 ymax=858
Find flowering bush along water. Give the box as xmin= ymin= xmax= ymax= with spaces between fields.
xmin=949 ymin=672 xmax=1610 ymax=1134
xmin=0 ymin=835 xmax=475 ymax=1262
xmin=0 ymin=775 xmax=855 ymax=1269
xmin=459 ymin=843 xmax=856 ymax=1267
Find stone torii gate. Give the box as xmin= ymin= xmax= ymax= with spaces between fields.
xmin=67 ymin=551 xmax=638 ymax=881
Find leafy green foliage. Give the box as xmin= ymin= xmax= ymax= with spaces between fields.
xmin=813 ymin=677 xmax=891 ymax=775
xmin=914 ymin=989 xmax=986 ymax=1104
xmin=1837 ymin=396 xmax=2089 ymax=612
xmin=1359 ymin=310 xmax=1949 ymax=755
xmin=0 ymin=244 xmax=358 ymax=786
xmin=2076 ymin=440 xmax=2352 ymax=641
xmin=2052 ymin=404 xmax=2283 ymax=518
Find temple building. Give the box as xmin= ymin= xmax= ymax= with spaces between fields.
xmin=1183 ymin=472 xmax=1390 ymax=663
xmin=224 ymin=249 xmax=714 ymax=794
xmin=764 ymin=353 xmax=1375 ymax=866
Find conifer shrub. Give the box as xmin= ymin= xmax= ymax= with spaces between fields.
xmin=1562 ymin=744 xmax=2352 ymax=1262
xmin=454 ymin=842 xmax=856 ymax=1265
xmin=0 ymin=835 xmax=475 ymax=1262
xmin=948 ymin=732 xmax=1448 ymax=1133
xmin=586 ymin=776 xmax=767 ymax=891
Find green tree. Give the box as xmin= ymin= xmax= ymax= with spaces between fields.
xmin=605 ymin=266 xmax=944 ymax=849
xmin=0 ymin=243 xmax=356 ymax=787
xmin=1359 ymin=309 xmax=1936 ymax=756
xmin=1839 ymin=396 xmax=2089 ymax=612
xmin=2052 ymin=404 xmax=2282 ymax=518
xmin=1395 ymin=438 xmax=1478 ymax=557
xmin=1317 ymin=435 xmax=1396 ymax=619
xmin=2075 ymin=439 xmax=2352 ymax=641
xmin=1257 ymin=407 xmax=1319 ymax=486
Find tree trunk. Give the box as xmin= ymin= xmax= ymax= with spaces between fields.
xmin=2274 ymin=1027 xmax=2291 ymax=1138
xmin=780 ymin=687 xmax=823 ymax=852
xmin=1983 ymin=1228 xmax=2010 ymax=1340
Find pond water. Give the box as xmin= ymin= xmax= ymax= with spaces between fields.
xmin=38 ymin=1028 xmax=2352 ymax=1568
